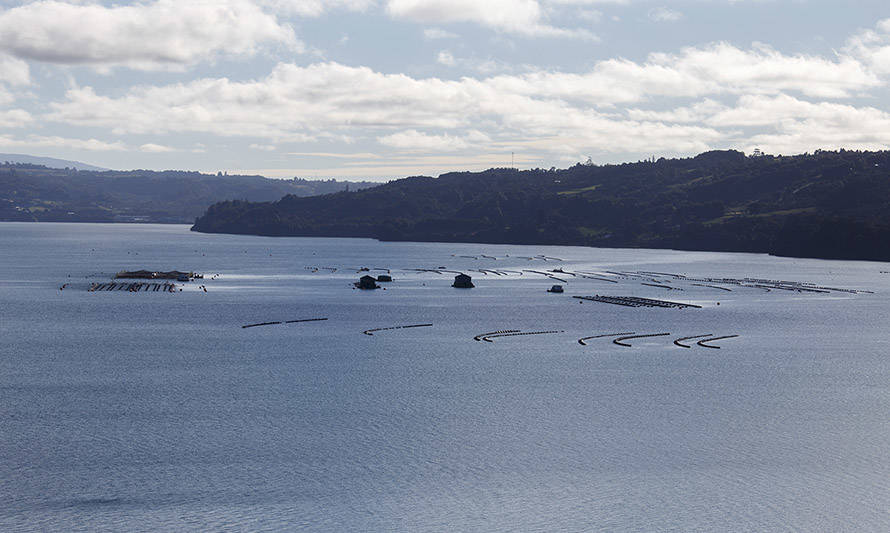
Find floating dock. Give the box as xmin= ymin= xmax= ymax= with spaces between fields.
xmin=89 ymin=282 xmax=176 ymax=293
xmin=573 ymin=295 xmax=702 ymax=309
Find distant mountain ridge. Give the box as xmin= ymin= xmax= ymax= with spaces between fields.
xmin=0 ymin=164 xmax=375 ymax=223
xmin=0 ymin=153 xmax=108 ymax=172
xmin=191 ymin=150 xmax=890 ymax=262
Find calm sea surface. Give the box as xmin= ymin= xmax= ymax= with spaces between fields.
xmin=1 ymin=222 xmax=888 ymax=532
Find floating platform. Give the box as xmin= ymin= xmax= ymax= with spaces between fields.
xmin=573 ymin=295 xmax=702 ymax=309
xmin=89 ymin=282 xmax=176 ymax=293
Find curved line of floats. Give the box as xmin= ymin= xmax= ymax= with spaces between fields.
xmin=697 ymin=335 xmax=739 ymax=349
xmin=474 ymin=330 xmax=520 ymax=341
xmin=363 ymin=324 xmax=434 ymax=336
xmin=240 ymin=319 xmax=742 ymax=350
xmin=578 ymin=332 xmax=635 ymax=346
xmin=242 ymin=318 xmax=328 ymax=329
xmin=673 ymin=334 xmax=714 ymax=348
xmin=613 ymin=332 xmax=671 ymax=347
xmin=479 ymin=330 xmax=563 ymax=343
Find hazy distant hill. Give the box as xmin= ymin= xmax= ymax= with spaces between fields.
xmin=0 ymin=153 xmax=109 ymax=172
xmin=0 ymin=164 xmax=375 ymax=223
xmin=192 ymin=150 xmax=890 ymax=262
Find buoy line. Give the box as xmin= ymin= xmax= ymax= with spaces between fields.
xmin=474 ymin=330 xmax=521 ymax=341
xmin=697 ymin=335 xmax=739 ymax=349
xmin=613 ymin=332 xmax=671 ymax=347
xmin=363 ymin=324 xmax=433 ymax=336
xmin=243 ymin=318 xmax=328 ymax=329
xmin=480 ymin=330 xmax=563 ymax=343
xmin=578 ymin=332 xmax=636 ymax=346
xmin=673 ymin=334 xmax=714 ymax=348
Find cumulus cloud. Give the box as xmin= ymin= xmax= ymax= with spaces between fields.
xmin=0 ymin=134 xmax=126 ymax=151
xmin=845 ymin=17 xmax=890 ymax=75
xmin=35 ymin=20 xmax=890 ymax=163
xmin=436 ymin=50 xmax=456 ymax=66
xmin=379 ymin=129 xmax=491 ymax=151
xmin=259 ymin=0 xmax=375 ymax=16
xmin=0 ymin=109 xmax=31 ymax=128
xmin=250 ymin=143 xmax=278 ymax=151
xmin=0 ymin=53 xmax=30 ymax=85
xmin=424 ymin=27 xmax=459 ymax=39
xmin=648 ymin=7 xmax=682 ymax=22
xmin=486 ymin=42 xmax=878 ymax=105
xmin=44 ymin=60 xmax=726 ymax=156
xmin=0 ymin=53 xmax=30 ymax=105
xmin=139 ymin=143 xmax=176 ymax=153
xmin=386 ymin=0 xmax=596 ymax=39
xmin=739 ymin=96 xmax=890 ymax=154
xmin=0 ymin=0 xmax=299 ymax=70
xmin=628 ymin=93 xmax=890 ymax=156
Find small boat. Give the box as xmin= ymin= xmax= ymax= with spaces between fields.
xmin=547 ymin=284 xmax=564 ymax=293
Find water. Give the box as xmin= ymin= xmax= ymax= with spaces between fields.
xmin=1 ymin=222 xmax=888 ymax=532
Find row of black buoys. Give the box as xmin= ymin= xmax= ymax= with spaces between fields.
xmin=477 ymin=330 xmax=564 ymax=343
xmin=613 ymin=333 xmax=671 ymax=347
xmin=474 ymin=330 xmax=520 ymax=341
xmin=674 ymin=334 xmax=713 ymax=348
xmin=572 ymin=295 xmax=701 ymax=309
xmin=642 ymin=282 xmax=681 ymax=291
xmin=243 ymin=318 xmax=328 ymax=329
xmin=575 ymin=332 xmax=739 ymax=349
xmin=697 ymin=335 xmax=739 ymax=349
xmin=243 ymin=321 xmax=283 ymax=329
xmin=363 ymin=324 xmax=433 ymax=336
xmin=691 ymin=283 xmax=732 ymax=292
xmin=578 ymin=332 xmax=635 ymax=346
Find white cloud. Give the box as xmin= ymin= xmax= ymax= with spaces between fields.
xmin=424 ymin=27 xmax=459 ymax=39
xmin=845 ymin=17 xmax=890 ymax=75
xmin=0 ymin=134 xmax=126 ymax=151
xmin=386 ymin=0 xmax=597 ymax=39
xmin=437 ymin=50 xmax=456 ymax=66
xmin=487 ymin=42 xmax=878 ymax=104
xmin=648 ymin=7 xmax=682 ymax=22
xmin=44 ymin=61 xmax=726 ymax=157
xmin=379 ymin=129 xmax=491 ymax=151
xmin=0 ymin=109 xmax=31 ymax=128
xmin=627 ymin=99 xmax=726 ymax=123
xmin=629 ymin=93 xmax=890 ymax=156
xmin=139 ymin=143 xmax=176 ymax=153
xmin=576 ymin=9 xmax=603 ymax=22
xmin=0 ymin=53 xmax=30 ymax=85
xmin=250 ymin=143 xmax=278 ymax=151
xmin=740 ymin=97 xmax=890 ymax=155
xmin=0 ymin=0 xmax=299 ymax=71
xmin=36 ymin=26 xmax=890 ymax=165
xmin=259 ymin=0 xmax=375 ymax=16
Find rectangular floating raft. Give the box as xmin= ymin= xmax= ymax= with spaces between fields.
xmin=573 ymin=295 xmax=702 ymax=309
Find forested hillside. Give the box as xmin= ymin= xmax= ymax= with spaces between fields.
xmin=192 ymin=150 xmax=890 ymax=262
xmin=0 ymin=164 xmax=374 ymax=223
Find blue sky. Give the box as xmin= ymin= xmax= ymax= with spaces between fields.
xmin=0 ymin=0 xmax=888 ymax=180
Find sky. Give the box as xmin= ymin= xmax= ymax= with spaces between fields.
xmin=0 ymin=0 xmax=889 ymax=180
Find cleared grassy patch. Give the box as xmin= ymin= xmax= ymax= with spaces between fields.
xmin=558 ymin=184 xmax=600 ymax=195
